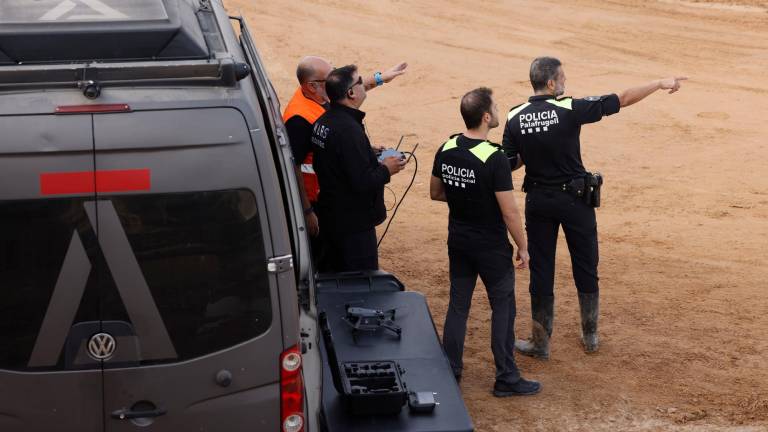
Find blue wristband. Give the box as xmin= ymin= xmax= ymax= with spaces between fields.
xmin=374 ymin=72 xmax=384 ymax=87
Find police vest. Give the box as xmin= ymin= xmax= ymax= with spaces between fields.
xmin=439 ymin=136 xmax=506 ymax=226
xmin=282 ymin=87 xmax=326 ymax=202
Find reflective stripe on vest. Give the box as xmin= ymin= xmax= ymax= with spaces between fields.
xmin=282 ymin=87 xmax=325 ymax=202
xmin=441 ymin=137 xmax=499 ymax=163
xmin=545 ymin=97 xmax=573 ymax=110
xmin=507 ymin=102 xmax=531 ymax=121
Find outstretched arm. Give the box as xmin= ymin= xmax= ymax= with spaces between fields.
xmin=618 ymin=77 xmax=687 ymax=108
xmin=364 ymin=62 xmax=408 ymax=91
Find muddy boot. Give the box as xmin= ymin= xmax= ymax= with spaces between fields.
xmin=514 ymin=295 xmax=554 ymax=360
xmin=578 ymin=292 xmax=599 ymax=353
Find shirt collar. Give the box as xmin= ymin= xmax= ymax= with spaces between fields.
xmin=331 ymin=102 xmax=366 ymax=122
xmin=528 ymin=94 xmax=555 ymax=102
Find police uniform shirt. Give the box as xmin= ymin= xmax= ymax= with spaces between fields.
xmin=502 ymin=94 xmax=620 ymax=186
xmin=432 ymin=134 xmax=513 ymax=250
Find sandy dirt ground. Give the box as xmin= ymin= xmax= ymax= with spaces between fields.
xmin=226 ymin=0 xmax=768 ymax=430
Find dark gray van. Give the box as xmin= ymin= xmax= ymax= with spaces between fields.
xmin=0 ymin=1 xmax=473 ymax=431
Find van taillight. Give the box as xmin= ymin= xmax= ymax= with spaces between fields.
xmin=280 ymin=345 xmax=304 ymax=432
xmin=55 ymin=104 xmax=131 ymax=114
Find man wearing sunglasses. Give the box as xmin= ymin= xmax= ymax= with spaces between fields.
xmin=282 ymin=57 xmax=407 ymax=267
xmin=310 ymin=65 xmax=407 ymax=272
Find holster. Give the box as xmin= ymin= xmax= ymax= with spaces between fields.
xmin=584 ymin=172 xmax=603 ymax=208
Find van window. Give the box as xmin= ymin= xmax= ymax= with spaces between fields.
xmin=0 ymin=198 xmax=95 ymax=371
xmin=102 ymin=189 xmax=273 ymax=364
xmin=0 ymin=189 xmax=272 ymax=370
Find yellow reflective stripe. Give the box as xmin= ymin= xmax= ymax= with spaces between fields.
xmin=546 ymin=98 xmax=573 ymax=110
xmin=507 ymin=103 xmax=531 ymax=121
xmin=441 ymin=137 xmax=459 ymax=152
xmin=468 ymin=141 xmax=498 ymax=163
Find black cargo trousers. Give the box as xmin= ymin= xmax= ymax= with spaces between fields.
xmin=525 ymin=188 xmax=599 ymax=297
xmin=442 ymin=244 xmax=520 ymax=384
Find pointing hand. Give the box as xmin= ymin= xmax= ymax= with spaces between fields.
xmin=659 ymin=76 xmax=687 ymax=94
xmin=382 ymin=62 xmax=408 ymax=83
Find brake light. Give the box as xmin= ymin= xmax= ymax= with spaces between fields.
xmin=55 ymin=104 xmax=131 ymax=114
xmin=280 ymin=345 xmax=304 ymax=432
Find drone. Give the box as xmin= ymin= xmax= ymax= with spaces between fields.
xmin=341 ymin=304 xmax=402 ymax=341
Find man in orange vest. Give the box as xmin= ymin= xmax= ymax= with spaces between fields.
xmin=283 ymin=56 xmax=407 ymax=262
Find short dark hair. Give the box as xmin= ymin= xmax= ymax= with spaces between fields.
xmin=529 ymin=57 xmax=562 ymax=92
xmin=325 ymin=65 xmax=358 ymax=103
xmin=460 ymin=87 xmax=494 ymax=129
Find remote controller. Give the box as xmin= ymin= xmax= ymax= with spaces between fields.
xmin=378 ymin=148 xmax=405 ymax=162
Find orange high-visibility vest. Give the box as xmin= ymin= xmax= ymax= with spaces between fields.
xmin=283 ymin=87 xmax=326 ymax=203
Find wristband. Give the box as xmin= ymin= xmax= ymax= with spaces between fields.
xmin=303 ymin=206 xmax=314 ymax=215
xmin=374 ymin=72 xmax=384 ymax=87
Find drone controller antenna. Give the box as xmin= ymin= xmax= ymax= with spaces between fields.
xmin=395 ymin=134 xmax=405 ymax=151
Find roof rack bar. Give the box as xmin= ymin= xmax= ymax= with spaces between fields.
xmin=0 ymin=59 xmax=242 ymax=90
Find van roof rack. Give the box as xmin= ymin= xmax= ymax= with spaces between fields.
xmin=0 ymin=0 xmax=224 ymax=64
xmin=0 ymin=59 xmax=251 ymax=92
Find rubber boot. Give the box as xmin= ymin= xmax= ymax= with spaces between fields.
xmin=578 ymin=292 xmax=599 ymax=353
xmin=514 ymin=295 xmax=554 ymax=360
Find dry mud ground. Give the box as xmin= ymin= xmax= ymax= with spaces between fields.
xmin=227 ymin=0 xmax=768 ymax=430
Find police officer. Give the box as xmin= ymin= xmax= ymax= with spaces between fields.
xmin=503 ymin=57 xmax=686 ymax=358
xmin=311 ymin=64 xmax=406 ymax=272
xmin=431 ymin=87 xmax=540 ymax=397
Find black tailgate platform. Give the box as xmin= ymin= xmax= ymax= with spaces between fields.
xmin=317 ymin=272 xmax=473 ymax=432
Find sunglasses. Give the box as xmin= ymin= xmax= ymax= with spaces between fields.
xmin=347 ymin=76 xmax=363 ymax=93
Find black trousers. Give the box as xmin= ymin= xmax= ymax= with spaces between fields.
xmin=525 ymin=188 xmax=599 ymax=297
xmin=442 ymin=244 xmax=520 ymax=384
xmin=319 ymin=228 xmax=378 ymax=273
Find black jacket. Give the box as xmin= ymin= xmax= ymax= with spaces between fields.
xmin=311 ymin=103 xmax=391 ymax=234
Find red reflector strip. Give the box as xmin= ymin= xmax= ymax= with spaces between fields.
xmin=41 ymin=169 xmax=151 ymax=195
xmin=96 ymin=169 xmax=151 ymax=193
xmin=40 ymin=171 xmax=93 ymax=195
xmin=55 ymin=104 xmax=131 ymax=114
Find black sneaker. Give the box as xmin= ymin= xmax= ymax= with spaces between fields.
xmin=492 ymin=378 xmax=541 ymax=397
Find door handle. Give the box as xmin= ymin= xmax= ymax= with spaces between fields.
xmin=111 ymin=407 xmax=167 ymax=420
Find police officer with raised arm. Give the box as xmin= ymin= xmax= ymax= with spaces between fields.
xmin=504 ymin=57 xmax=686 ymax=359
xmin=431 ymin=87 xmax=540 ymax=397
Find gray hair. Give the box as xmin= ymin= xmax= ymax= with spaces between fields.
xmin=529 ymin=57 xmax=562 ymax=91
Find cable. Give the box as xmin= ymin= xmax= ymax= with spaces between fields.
xmin=384 ymin=186 xmax=397 ymax=211
xmin=377 ymin=150 xmax=418 ymax=248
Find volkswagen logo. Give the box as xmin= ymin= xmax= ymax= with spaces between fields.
xmin=88 ymin=333 xmax=116 ymax=360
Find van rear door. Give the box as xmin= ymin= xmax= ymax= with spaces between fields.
xmin=0 ymin=114 xmax=103 ymax=432
xmin=92 ymin=108 xmax=283 ymax=431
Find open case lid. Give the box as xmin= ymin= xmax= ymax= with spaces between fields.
xmin=0 ymin=0 xmax=217 ymax=64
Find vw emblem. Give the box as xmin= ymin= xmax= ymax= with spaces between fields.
xmin=88 ymin=333 xmax=116 ymax=360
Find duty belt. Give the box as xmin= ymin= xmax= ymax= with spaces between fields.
xmin=526 ymin=181 xmax=574 ymax=193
